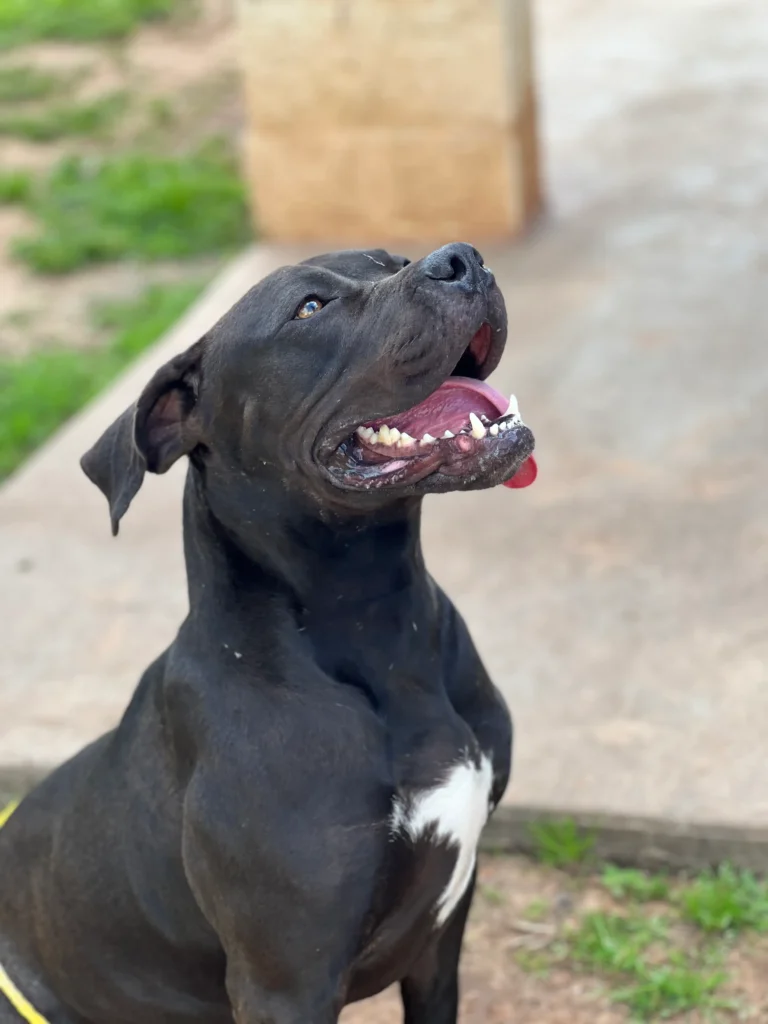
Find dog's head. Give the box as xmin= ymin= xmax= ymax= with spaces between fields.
xmin=82 ymin=244 xmax=536 ymax=533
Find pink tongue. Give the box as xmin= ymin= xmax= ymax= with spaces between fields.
xmin=369 ymin=376 xmax=537 ymax=489
xmin=375 ymin=377 xmax=508 ymax=437
xmin=445 ymin=378 xmax=538 ymax=489
xmin=440 ymin=380 xmax=538 ymax=488
xmin=377 ymin=377 xmax=537 ymax=490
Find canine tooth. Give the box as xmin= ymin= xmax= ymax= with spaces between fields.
xmin=443 ymin=430 xmax=454 ymax=439
xmin=421 ymin=433 xmax=436 ymax=444
xmin=490 ymin=423 xmax=499 ymax=436
xmin=379 ymin=425 xmax=392 ymax=445
xmin=398 ymin=432 xmax=416 ymax=447
xmin=506 ymin=394 xmax=519 ymax=418
xmin=469 ymin=412 xmax=486 ymax=439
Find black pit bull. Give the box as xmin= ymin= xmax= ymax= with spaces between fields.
xmin=0 ymin=244 xmax=536 ymax=1024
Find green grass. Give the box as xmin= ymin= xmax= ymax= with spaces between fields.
xmin=0 ymin=169 xmax=32 ymax=204
xmin=678 ymin=864 xmax=768 ymax=935
xmin=529 ymin=818 xmax=595 ymax=869
xmin=613 ymin=957 xmax=731 ymax=1020
xmin=0 ymin=0 xmax=178 ymax=50
xmin=602 ymin=866 xmax=671 ymax=903
xmin=147 ymin=96 xmax=176 ymax=129
xmin=479 ymin=885 xmax=505 ymax=907
xmin=0 ymin=65 xmax=62 ymax=103
xmin=90 ymin=282 xmax=204 ymax=359
xmin=510 ymin=854 xmax=768 ymax=1019
xmin=568 ymin=911 xmax=669 ymax=975
xmin=531 ymin=860 xmax=768 ymax=1020
xmin=0 ymin=281 xmax=204 ymax=480
xmin=514 ymin=948 xmax=552 ymax=977
xmin=6 ymin=144 xmax=250 ymax=273
xmin=3 ymin=309 xmax=35 ymax=329
xmin=522 ymin=898 xmax=549 ymax=921
xmin=565 ymin=911 xmax=730 ymax=1020
xmin=0 ymin=92 xmax=128 ymax=142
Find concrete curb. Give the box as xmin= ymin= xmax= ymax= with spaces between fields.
xmin=485 ymin=806 xmax=768 ymax=874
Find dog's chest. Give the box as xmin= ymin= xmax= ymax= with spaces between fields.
xmin=389 ymin=753 xmax=493 ymax=925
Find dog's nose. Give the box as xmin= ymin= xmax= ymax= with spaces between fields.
xmin=420 ymin=243 xmax=486 ymax=290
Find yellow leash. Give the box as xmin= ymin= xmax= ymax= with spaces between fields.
xmin=0 ymin=801 xmax=52 ymax=1024
xmin=0 ymin=801 xmax=18 ymax=828
xmin=0 ymin=962 xmax=49 ymax=1024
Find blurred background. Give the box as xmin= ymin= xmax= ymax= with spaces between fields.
xmin=2 ymin=0 xmax=768 ymax=1020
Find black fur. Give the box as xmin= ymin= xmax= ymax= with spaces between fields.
xmin=0 ymin=245 xmax=516 ymax=1024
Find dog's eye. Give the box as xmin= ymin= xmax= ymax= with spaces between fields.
xmin=295 ymin=297 xmax=324 ymax=320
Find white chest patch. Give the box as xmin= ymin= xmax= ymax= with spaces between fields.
xmin=390 ymin=754 xmax=494 ymax=926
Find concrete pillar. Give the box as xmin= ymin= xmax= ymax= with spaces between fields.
xmin=236 ymin=0 xmax=542 ymax=244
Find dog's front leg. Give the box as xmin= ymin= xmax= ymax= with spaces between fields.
xmin=399 ymin=872 xmax=475 ymax=1024
xmin=184 ymin=879 xmax=345 ymax=1024
xmin=182 ymin=770 xmax=371 ymax=1024
xmin=225 ymin=958 xmax=341 ymax=1024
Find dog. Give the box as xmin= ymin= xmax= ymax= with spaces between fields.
xmin=0 ymin=243 xmax=536 ymax=1024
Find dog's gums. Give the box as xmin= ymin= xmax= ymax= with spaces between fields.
xmin=325 ymin=325 xmax=538 ymax=492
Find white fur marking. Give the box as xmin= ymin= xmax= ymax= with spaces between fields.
xmin=391 ymin=754 xmax=493 ymax=925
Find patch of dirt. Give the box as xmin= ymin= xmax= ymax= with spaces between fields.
xmin=341 ymin=855 xmax=768 ymax=1023
xmin=0 ymin=251 xmax=221 ymax=356
xmin=0 ymin=0 xmax=242 ymax=357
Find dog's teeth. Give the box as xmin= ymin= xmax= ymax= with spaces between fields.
xmin=469 ymin=412 xmax=486 ymax=439
xmin=490 ymin=423 xmax=499 ymax=436
xmin=506 ymin=394 xmax=519 ymax=418
xmin=398 ymin=432 xmax=416 ymax=447
xmin=421 ymin=433 xmax=436 ymax=444
xmin=370 ymin=430 xmax=380 ymax=443
xmin=498 ymin=421 xmax=507 ymax=432
xmin=389 ymin=427 xmax=401 ymax=444
xmin=356 ymin=426 xmax=366 ymax=437
xmin=443 ymin=430 xmax=454 ymax=438
xmin=379 ymin=425 xmax=392 ymax=445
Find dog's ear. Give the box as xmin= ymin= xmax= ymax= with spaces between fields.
xmin=80 ymin=340 xmax=206 ymax=535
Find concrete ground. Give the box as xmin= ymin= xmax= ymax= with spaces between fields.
xmin=2 ymin=0 xmax=768 ymax=852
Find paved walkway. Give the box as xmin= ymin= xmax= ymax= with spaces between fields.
xmin=2 ymin=0 xmax=768 ymax=857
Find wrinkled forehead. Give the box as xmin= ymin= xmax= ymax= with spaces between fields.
xmin=205 ymin=248 xmax=412 ymax=363
xmin=224 ymin=249 xmax=410 ymax=325
xmin=299 ymin=248 xmax=410 ymax=280
xmin=259 ymin=247 xmax=406 ymax=297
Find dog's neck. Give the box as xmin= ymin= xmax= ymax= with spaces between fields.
xmin=181 ymin=465 xmax=430 ymax=623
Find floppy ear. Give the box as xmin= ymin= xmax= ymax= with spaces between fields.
xmin=80 ymin=340 xmax=205 ymax=535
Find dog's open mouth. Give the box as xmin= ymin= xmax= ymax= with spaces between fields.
xmin=325 ymin=325 xmax=537 ymax=492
